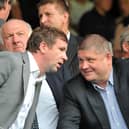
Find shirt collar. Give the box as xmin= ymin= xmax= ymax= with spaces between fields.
xmin=27 ymin=51 xmax=40 ymax=77
xmin=109 ymin=68 xmax=113 ymax=86
xmin=27 ymin=51 xmax=46 ymax=81
xmin=67 ymin=31 xmax=70 ymax=41
xmin=93 ymin=68 xmax=113 ymax=91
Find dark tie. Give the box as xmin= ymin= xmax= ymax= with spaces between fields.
xmin=31 ymin=113 xmax=39 ymax=129
xmin=31 ymin=80 xmax=42 ymax=129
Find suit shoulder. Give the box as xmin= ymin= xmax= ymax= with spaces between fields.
xmin=113 ymin=58 xmax=129 ymax=68
xmin=70 ymin=34 xmax=83 ymax=42
xmin=0 ymin=51 xmax=23 ymax=66
xmin=64 ymin=74 xmax=93 ymax=99
xmin=65 ymin=74 xmax=86 ymax=88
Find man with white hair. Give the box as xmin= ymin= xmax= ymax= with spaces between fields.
xmin=1 ymin=19 xmax=32 ymax=52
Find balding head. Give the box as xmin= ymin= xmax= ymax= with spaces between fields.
xmin=1 ymin=19 xmax=32 ymax=52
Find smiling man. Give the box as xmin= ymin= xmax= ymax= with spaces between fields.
xmin=57 ymin=34 xmax=129 ymax=129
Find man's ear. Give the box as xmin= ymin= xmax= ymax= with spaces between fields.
xmin=39 ymin=41 xmax=48 ymax=53
xmin=63 ymin=11 xmax=69 ymax=25
xmin=106 ymin=52 xmax=112 ymax=59
xmin=122 ymin=42 xmax=129 ymax=52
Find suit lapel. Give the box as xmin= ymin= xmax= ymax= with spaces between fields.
xmin=21 ymin=52 xmax=30 ymax=95
xmin=67 ymin=34 xmax=78 ymax=65
xmin=66 ymin=34 xmax=81 ymax=77
xmin=87 ymin=86 xmax=111 ymax=129
xmin=113 ymin=66 xmax=129 ymax=128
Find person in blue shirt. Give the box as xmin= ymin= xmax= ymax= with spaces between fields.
xmin=57 ymin=34 xmax=129 ymax=129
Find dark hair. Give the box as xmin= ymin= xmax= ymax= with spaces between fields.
xmin=0 ymin=0 xmax=13 ymax=9
xmin=37 ymin=0 xmax=70 ymax=14
xmin=26 ymin=26 xmax=68 ymax=52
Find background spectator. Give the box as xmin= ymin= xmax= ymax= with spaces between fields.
xmin=1 ymin=18 xmax=32 ymax=52
xmin=57 ymin=34 xmax=129 ymax=129
xmin=0 ymin=0 xmax=13 ymax=50
xmin=113 ymin=0 xmax=129 ymax=58
xmin=11 ymin=0 xmax=40 ymax=29
xmin=70 ymin=0 xmax=94 ymax=34
xmin=78 ymin=0 xmax=116 ymax=42
xmin=119 ymin=26 xmax=129 ymax=59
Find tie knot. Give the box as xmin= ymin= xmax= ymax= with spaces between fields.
xmin=35 ymin=80 xmax=42 ymax=87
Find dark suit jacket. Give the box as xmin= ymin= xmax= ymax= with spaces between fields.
xmin=57 ymin=59 xmax=129 ymax=129
xmin=0 ymin=51 xmax=41 ymax=129
xmin=46 ymin=33 xmax=82 ymax=109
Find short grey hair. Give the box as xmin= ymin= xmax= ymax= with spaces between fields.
xmin=120 ymin=26 xmax=129 ymax=47
xmin=78 ymin=34 xmax=113 ymax=55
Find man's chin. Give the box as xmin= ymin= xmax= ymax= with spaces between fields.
xmin=14 ymin=48 xmax=24 ymax=52
xmin=83 ymin=75 xmax=95 ymax=81
xmin=46 ymin=67 xmax=58 ymax=73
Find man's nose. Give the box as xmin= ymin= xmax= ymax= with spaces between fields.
xmin=40 ymin=15 xmax=47 ymax=25
xmin=80 ymin=61 xmax=89 ymax=69
xmin=12 ymin=34 xmax=19 ymax=43
xmin=64 ymin=53 xmax=68 ymax=61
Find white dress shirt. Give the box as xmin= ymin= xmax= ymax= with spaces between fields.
xmin=36 ymin=79 xmax=58 ymax=129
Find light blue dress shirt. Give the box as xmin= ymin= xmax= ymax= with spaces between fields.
xmin=93 ymin=69 xmax=128 ymax=129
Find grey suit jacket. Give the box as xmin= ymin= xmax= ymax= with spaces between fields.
xmin=0 ymin=51 xmax=40 ymax=129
